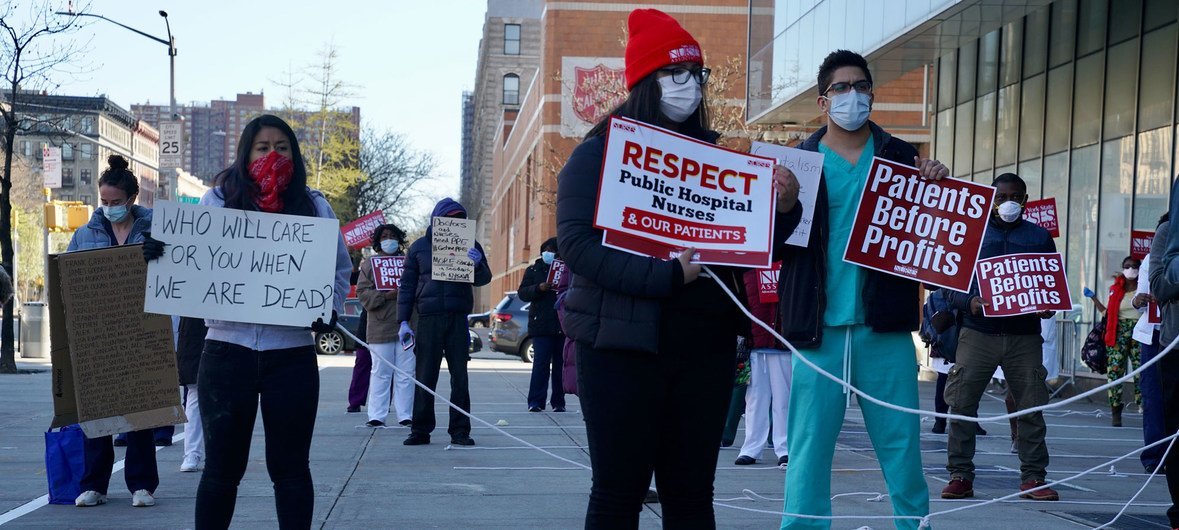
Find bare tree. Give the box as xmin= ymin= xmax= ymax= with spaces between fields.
xmin=355 ymin=128 xmax=437 ymax=232
xmin=0 ymin=1 xmax=88 ymax=373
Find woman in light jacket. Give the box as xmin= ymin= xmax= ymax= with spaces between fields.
xmin=357 ymin=223 xmax=415 ymax=427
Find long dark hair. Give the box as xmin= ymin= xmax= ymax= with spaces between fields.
xmin=214 ymin=114 xmax=315 ymax=216
xmin=585 ymin=73 xmax=711 ymax=139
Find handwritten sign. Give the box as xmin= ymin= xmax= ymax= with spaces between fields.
xmin=750 ymin=142 xmax=823 ymax=247
xmin=1131 ymin=230 xmax=1154 ymax=261
xmin=757 ymin=262 xmax=781 ymax=304
xmin=975 ymin=252 xmax=1072 ymax=317
xmin=342 ymin=211 xmax=387 ymax=250
xmin=144 ymin=200 xmax=340 ymax=327
xmin=843 ymin=158 xmax=995 ymax=292
xmin=1023 ymin=198 xmax=1060 ymax=238
xmin=594 ymin=116 xmax=776 ymax=267
xmin=431 ymin=217 xmax=476 ymax=282
xmin=372 ymin=255 xmax=405 ymax=290
xmin=546 ymin=258 xmax=571 ymax=292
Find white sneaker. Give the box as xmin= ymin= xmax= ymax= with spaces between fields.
xmin=131 ymin=489 xmax=155 ymax=507
xmin=180 ymin=453 xmax=203 ymax=472
xmin=74 ymin=490 xmax=107 ymax=507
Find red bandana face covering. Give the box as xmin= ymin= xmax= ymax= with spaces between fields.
xmin=248 ymin=151 xmax=294 ymax=213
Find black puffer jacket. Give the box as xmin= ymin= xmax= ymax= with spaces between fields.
xmin=517 ymin=258 xmax=562 ymax=337
xmin=774 ymin=122 xmax=922 ymax=348
xmin=397 ymin=227 xmax=492 ymax=322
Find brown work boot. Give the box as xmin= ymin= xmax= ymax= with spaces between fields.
xmin=1019 ymin=479 xmax=1060 ymax=501
xmin=941 ymin=477 xmax=974 ymax=499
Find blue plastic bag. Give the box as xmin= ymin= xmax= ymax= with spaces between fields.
xmin=45 ymin=424 xmax=86 ymax=505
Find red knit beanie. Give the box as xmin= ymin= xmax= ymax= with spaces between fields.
xmin=624 ymin=9 xmax=703 ymax=90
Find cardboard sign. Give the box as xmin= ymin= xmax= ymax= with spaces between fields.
xmin=49 ymin=245 xmax=185 ymax=438
xmin=843 ymin=158 xmax=995 ymax=292
xmin=1131 ymin=230 xmax=1154 ymax=261
xmin=594 ymin=116 xmax=776 ymax=267
xmin=144 ymin=200 xmax=341 ymax=327
xmin=1023 ymin=198 xmax=1060 ymax=238
xmin=431 ymin=217 xmax=476 ymax=282
xmin=342 ymin=211 xmax=387 ymax=250
xmin=975 ymin=252 xmax=1072 ymax=317
xmin=758 ymin=262 xmax=782 ymax=304
xmin=372 ymin=255 xmax=405 ymax=290
xmin=750 ymin=142 xmax=824 ymax=247
xmin=546 ymin=258 xmax=571 ymax=292
xmin=42 ymin=146 xmax=61 ymax=188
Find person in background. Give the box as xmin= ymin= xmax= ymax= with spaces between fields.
xmin=721 ymin=340 xmax=751 ymax=448
xmin=69 ymin=155 xmax=159 ymax=508
xmin=1137 ymin=216 xmax=1167 ymax=472
xmin=346 ymin=267 xmax=371 ymax=414
xmin=1089 ymin=256 xmax=1145 ymax=427
xmin=518 ymin=237 xmax=566 ymax=413
xmin=145 ymin=114 xmax=351 ymax=529
xmin=734 ymin=268 xmax=791 ymax=467
xmin=358 ymin=223 xmax=415 ymax=428
xmin=398 ymin=198 xmax=492 ymax=447
xmin=176 ymin=316 xmax=208 ymax=472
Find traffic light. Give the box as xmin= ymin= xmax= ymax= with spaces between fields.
xmin=44 ymin=202 xmax=93 ymax=231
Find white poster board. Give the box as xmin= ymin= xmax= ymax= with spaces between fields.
xmin=749 ymin=141 xmax=823 ymax=247
xmin=431 ymin=217 xmax=476 ymax=282
xmin=42 ymin=146 xmax=62 ymax=188
xmin=144 ymin=200 xmax=340 ymax=327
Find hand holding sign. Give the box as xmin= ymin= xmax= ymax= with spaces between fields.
xmin=773 ymin=164 xmax=800 ymax=213
xmin=677 ymin=246 xmax=700 ymax=285
xmin=914 ymin=156 xmax=950 ymax=181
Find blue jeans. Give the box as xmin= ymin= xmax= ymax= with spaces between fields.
xmin=1141 ymin=332 xmax=1165 ymax=470
xmin=527 ymin=335 xmax=566 ymax=410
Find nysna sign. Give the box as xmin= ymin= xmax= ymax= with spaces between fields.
xmin=594 ymin=116 xmax=777 ymax=267
xmin=843 ymin=158 xmax=995 ymax=292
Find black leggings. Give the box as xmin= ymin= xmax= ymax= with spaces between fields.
xmin=576 ymin=318 xmax=734 ymax=529
xmin=195 ymin=341 xmax=319 ymax=530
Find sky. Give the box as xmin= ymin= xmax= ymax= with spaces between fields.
xmin=20 ymin=0 xmax=487 ymax=218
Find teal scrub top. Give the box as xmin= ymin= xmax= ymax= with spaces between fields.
xmin=817 ymin=135 xmax=874 ymax=327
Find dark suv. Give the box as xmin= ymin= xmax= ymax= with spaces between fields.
xmin=488 ymin=292 xmax=533 ymax=362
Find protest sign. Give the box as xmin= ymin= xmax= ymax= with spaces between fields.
xmin=1150 ymin=300 xmax=1162 ymax=325
xmin=143 ymin=200 xmax=340 ymax=327
xmin=843 ymin=158 xmax=994 ymax=292
xmin=975 ymin=252 xmax=1072 ymax=317
xmin=594 ymin=116 xmax=776 ymax=267
xmin=372 ymin=255 xmax=406 ymax=290
xmin=432 ymin=217 xmax=476 ymax=282
xmin=1131 ymin=230 xmax=1154 ymax=261
xmin=750 ymin=142 xmax=824 ymax=247
xmin=546 ymin=258 xmax=571 ymax=292
xmin=758 ymin=262 xmax=781 ymax=304
xmin=1023 ymin=198 xmax=1060 ymax=238
xmin=342 ymin=211 xmax=387 ymax=250
xmin=49 ymin=245 xmax=185 ymax=438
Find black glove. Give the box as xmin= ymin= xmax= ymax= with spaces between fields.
xmin=143 ymin=232 xmax=166 ymax=262
xmin=311 ymin=310 xmax=338 ymax=334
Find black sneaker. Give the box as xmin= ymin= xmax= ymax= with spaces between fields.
xmin=734 ymin=455 xmax=756 ymax=465
xmin=366 ymin=420 xmax=385 ymax=428
xmin=777 ymin=455 xmax=789 ymax=466
xmin=398 ymin=419 xmax=413 ymax=427
xmin=346 ymin=406 xmax=361 ymax=413
xmin=528 ymin=406 xmax=542 ymax=412
xmin=403 ymin=434 xmax=430 ymax=446
xmin=451 ymin=434 xmax=475 ymax=446
xmin=553 ymin=406 xmax=566 ymax=412
xmin=932 ymin=418 xmax=947 ymax=434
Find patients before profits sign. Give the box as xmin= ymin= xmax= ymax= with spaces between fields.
xmin=594 ymin=116 xmax=776 ymax=267
xmin=144 ymin=200 xmax=341 ymax=327
xmin=371 ymin=255 xmax=405 ymax=291
xmin=975 ymin=253 xmax=1072 ymax=317
xmin=843 ymin=158 xmax=994 ymax=292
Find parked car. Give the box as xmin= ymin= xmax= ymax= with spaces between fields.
xmin=314 ymin=298 xmax=363 ymax=355
xmin=468 ymin=310 xmax=492 ymax=328
xmin=488 ymin=292 xmax=533 ymax=362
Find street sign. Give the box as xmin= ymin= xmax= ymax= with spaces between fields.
xmin=177 ymin=196 xmax=201 ymax=205
xmin=159 ymin=121 xmax=184 ymax=169
xmin=42 ymin=146 xmax=61 ymax=188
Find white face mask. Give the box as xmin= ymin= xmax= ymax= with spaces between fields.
xmin=824 ymin=91 xmax=871 ymax=131
xmin=657 ymin=76 xmax=701 ymax=123
xmin=1124 ymin=268 xmax=1139 ymax=280
xmin=997 ymin=201 xmax=1023 ymax=223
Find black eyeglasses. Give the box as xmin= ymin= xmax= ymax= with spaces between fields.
xmin=660 ymin=67 xmax=711 ymax=85
xmin=823 ymin=80 xmax=873 ymax=95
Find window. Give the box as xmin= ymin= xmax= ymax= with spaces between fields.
xmin=78 ymin=169 xmax=90 ymax=186
xmin=1072 ymin=52 xmax=1104 ymax=147
xmin=503 ymin=73 xmax=520 ymax=105
xmin=80 ymin=116 xmax=95 ymax=134
xmin=999 ymin=20 xmax=1022 ymax=87
xmin=21 ymin=141 xmax=30 ymax=157
xmin=504 ymin=24 xmax=521 ymax=55
xmin=1097 ymin=136 xmax=1134 ymax=283
xmin=996 ymin=85 xmax=1020 ymax=166
xmin=1135 ymin=127 xmax=1172 ymax=229
xmin=937 ymin=52 xmax=956 ymax=111
xmin=62 ymin=168 xmax=73 ymax=184
xmin=1049 ymin=0 xmax=1078 ymax=67
xmin=1076 ymin=0 xmax=1108 ymax=57
xmin=1139 ymin=25 xmax=1177 ymax=131
xmin=953 ymin=101 xmax=974 ymax=176
xmin=80 ymin=194 xmax=92 ymax=206
xmin=1045 ymin=65 xmax=1074 ymax=154
xmin=61 ymin=143 xmax=74 ymax=160
xmin=1066 ymin=145 xmax=1100 ymax=318
xmin=80 ymin=143 xmax=94 ymax=160
xmin=974 ymin=92 xmax=996 ymax=170
xmin=1024 ymin=6 xmax=1049 ymax=78
xmin=957 ymin=40 xmax=977 ymax=104
xmin=1103 ymin=39 xmax=1138 ymax=140
xmin=977 ymin=29 xmax=999 ymax=95
xmin=1020 ymin=74 xmax=1046 ymax=160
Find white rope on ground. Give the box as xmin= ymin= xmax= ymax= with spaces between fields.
xmin=1094 ymin=430 xmax=1178 ymax=529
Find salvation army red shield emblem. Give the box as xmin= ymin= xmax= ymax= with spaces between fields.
xmin=573 ymin=64 xmax=625 ymax=124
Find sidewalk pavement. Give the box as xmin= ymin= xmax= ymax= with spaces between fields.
xmin=0 ymin=338 xmax=1174 ymax=529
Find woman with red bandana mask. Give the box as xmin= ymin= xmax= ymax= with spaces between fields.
xmin=144 ymin=114 xmax=351 ymax=530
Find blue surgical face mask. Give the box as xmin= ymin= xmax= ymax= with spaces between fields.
xmin=542 ymin=251 xmax=556 ymax=265
xmin=103 ymin=204 xmax=129 ymax=223
xmin=380 ymin=239 xmax=399 ymax=254
xmin=824 ymin=91 xmax=871 ymax=131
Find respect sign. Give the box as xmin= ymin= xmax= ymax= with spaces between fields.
xmin=1023 ymin=198 xmax=1060 ymax=238
xmin=371 ymin=255 xmax=405 ymax=290
xmin=144 ymin=201 xmax=341 ymax=327
xmin=975 ymin=253 xmax=1072 ymax=317
xmin=342 ymin=211 xmax=386 ymax=250
xmin=546 ymin=258 xmax=571 ymax=292
xmin=594 ymin=116 xmax=776 ymax=267
xmin=843 ymin=158 xmax=994 ymax=292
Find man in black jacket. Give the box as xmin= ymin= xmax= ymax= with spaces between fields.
xmin=398 ymin=198 xmax=492 ymax=446
xmin=518 ymin=237 xmax=566 ymax=412
xmin=773 ymin=50 xmax=949 ymax=530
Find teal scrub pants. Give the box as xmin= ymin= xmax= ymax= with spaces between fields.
xmin=782 ymin=325 xmax=929 ymax=529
